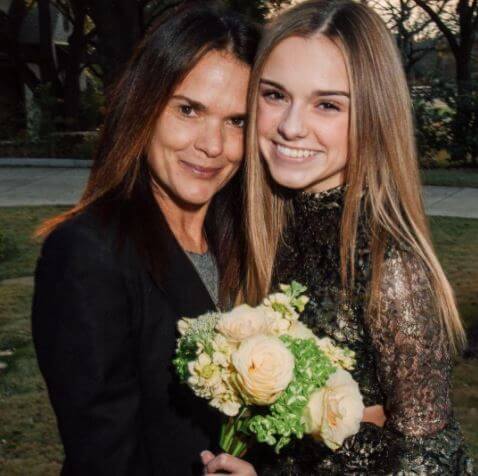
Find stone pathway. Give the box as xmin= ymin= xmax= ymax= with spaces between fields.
xmin=0 ymin=276 xmax=34 ymax=286
xmin=0 ymin=167 xmax=477 ymax=218
xmin=423 ymin=186 xmax=478 ymax=219
xmin=0 ymin=167 xmax=88 ymax=206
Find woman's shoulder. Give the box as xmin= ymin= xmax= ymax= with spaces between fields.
xmin=41 ymin=206 xmax=120 ymax=262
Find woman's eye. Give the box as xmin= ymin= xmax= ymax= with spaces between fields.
xmin=317 ymin=102 xmax=340 ymax=111
xmin=229 ymin=117 xmax=246 ymax=128
xmin=262 ymin=90 xmax=285 ymax=102
xmin=179 ymin=104 xmax=196 ymax=116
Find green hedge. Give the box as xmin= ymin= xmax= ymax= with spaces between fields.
xmin=0 ymin=230 xmax=17 ymax=263
xmin=413 ymin=80 xmax=478 ymax=168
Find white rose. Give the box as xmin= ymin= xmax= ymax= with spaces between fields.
xmin=232 ymin=335 xmax=294 ymax=405
xmin=303 ymin=368 xmax=364 ymax=451
xmin=216 ymin=304 xmax=270 ymax=342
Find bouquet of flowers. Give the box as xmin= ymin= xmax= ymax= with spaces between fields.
xmin=173 ymin=282 xmax=364 ymax=456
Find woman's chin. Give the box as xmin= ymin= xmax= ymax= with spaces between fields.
xmin=175 ymin=187 xmax=217 ymax=208
xmin=269 ymin=169 xmax=316 ymax=191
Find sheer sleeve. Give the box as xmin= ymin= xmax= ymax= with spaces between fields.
xmin=253 ymin=238 xmax=473 ymax=475
xmin=368 ymin=248 xmax=451 ymax=436
xmin=364 ymin=248 xmax=472 ymax=473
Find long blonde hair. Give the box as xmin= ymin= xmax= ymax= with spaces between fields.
xmin=244 ymin=0 xmax=466 ymax=354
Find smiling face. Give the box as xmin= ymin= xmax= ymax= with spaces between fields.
xmin=257 ymin=34 xmax=350 ymax=193
xmin=147 ymin=49 xmax=250 ymax=208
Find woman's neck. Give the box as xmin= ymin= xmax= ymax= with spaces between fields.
xmin=152 ymin=188 xmax=209 ymax=254
xmin=305 ymin=172 xmax=345 ymax=194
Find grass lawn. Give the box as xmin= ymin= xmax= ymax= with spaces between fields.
xmin=0 ymin=207 xmax=68 ymax=281
xmin=0 ymin=283 xmax=62 ymax=475
xmin=421 ymin=168 xmax=478 ymax=188
xmin=0 ymin=207 xmax=67 ymax=474
xmin=430 ymin=216 xmax=478 ymax=332
xmin=0 ymin=207 xmax=477 ymax=473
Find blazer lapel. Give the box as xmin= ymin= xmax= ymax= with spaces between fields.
xmin=157 ymin=228 xmax=217 ymax=319
xmin=119 ymin=193 xmax=217 ymax=319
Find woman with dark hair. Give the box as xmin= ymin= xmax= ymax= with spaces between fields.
xmin=32 ymin=3 xmax=259 ymax=475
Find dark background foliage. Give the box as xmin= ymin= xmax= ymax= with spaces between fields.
xmin=0 ymin=0 xmax=476 ymax=167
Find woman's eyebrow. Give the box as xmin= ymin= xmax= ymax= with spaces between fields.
xmin=260 ymin=78 xmax=286 ymax=91
xmin=171 ymin=94 xmax=207 ymax=112
xmin=313 ymin=90 xmax=350 ymax=98
xmin=260 ymin=78 xmax=349 ymax=98
xmin=172 ymin=94 xmax=247 ymax=119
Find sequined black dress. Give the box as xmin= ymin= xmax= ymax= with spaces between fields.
xmin=251 ymin=186 xmax=474 ymax=476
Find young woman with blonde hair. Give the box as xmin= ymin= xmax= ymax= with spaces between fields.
xmin=203 ymin=0 xmax=474 ymax=474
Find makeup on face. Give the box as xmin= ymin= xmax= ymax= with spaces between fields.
xmin=148 ymin=50 xmax=250 ymax=208
xmin=257 ymin=34 xmax=350 ymax=193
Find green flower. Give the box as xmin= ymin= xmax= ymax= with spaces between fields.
xmin=246 ymin=336 xmax=336 ymax=453
xmin=173 ymin=312 xmax=221 ymax=382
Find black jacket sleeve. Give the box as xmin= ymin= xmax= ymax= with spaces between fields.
xmin=32 ymin=219 xmax=151 ymax=475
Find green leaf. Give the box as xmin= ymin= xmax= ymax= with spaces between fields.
xmin=246 ymin=336 xmax=336 ymax=453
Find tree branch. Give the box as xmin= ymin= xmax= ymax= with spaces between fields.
xmin=413 ymin=0 xmax=460 ymax=54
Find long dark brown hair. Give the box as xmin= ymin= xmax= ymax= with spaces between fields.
xmin=38 ymin=1 xmax=260 ymax=306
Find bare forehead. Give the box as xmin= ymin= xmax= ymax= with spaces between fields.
xmin=173 ymin=50 xmax=251 ymax=113
xmin=262 ymin=34 xmax=349 ymax=93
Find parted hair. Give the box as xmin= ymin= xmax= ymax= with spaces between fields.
xmin=243 ymin=0 xmax=465 ymax=354
xmin=37 ymin=1 xmax=260 ymax=306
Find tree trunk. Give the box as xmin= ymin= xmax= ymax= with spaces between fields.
xmin=3 ymin=1 xmax=41 ymax=97
xmin=413 ymin=0 xmax=477 ymax=163
xmin=63 ymin=0 xmax=87 ymax=129
xmin=86 ymin=0 xmax=142 ymax=88
xmin=38 ymin=0 xmax=59 ymax=87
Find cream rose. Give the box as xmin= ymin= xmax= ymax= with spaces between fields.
xmin=303 ymin=368 xmax=364 ymax=451
xmin=232 ymin=335 xmax=294 ymax=405
xmin=216 ymin=304 xmax=270 ymax=342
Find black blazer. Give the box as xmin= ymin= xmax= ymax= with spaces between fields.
xmin=32 ymin=207 xmax=222 ymax=475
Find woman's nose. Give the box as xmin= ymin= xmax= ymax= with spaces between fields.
xmin=278 ymin=104 xmax=308 ymax=141
xmin=196 ymin=121 xmax=224 ymax=158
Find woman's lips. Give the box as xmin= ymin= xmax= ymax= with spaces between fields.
xmin=179 ymin=160 xmax=223 ymax=178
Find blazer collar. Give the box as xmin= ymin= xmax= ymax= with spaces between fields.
xmin=115 ymin=192 xmax=218 ymax=319
xmin=159 ymin=228 xmax=217 ymax=318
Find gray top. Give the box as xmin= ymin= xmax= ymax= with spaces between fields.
xmin=186 ymin=250 xmax=219 ymax=307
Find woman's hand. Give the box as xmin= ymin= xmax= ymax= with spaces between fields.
xmin=201 ymin=450 xmax=257 ymax=476
xmin=199 ymin=406 xmax=384 ymax=474
xmin=362 ymin=404 xmax=386 ymax=427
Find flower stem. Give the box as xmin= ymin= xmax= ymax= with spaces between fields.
xmin=219 ymin=408 xmax=249 ymax=457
